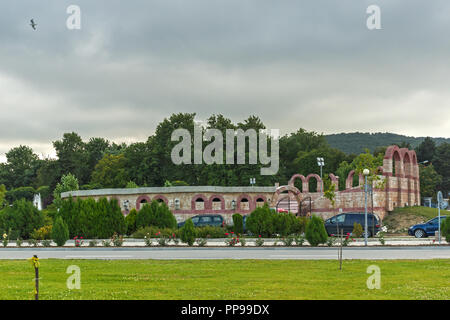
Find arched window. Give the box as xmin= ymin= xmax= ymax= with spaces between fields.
xmin=195 ymin=197 xmax=205 ymax=210
xmin=256 ymin=197 xmax=265 ymax=208
xmin=212 ymin=197 xmax=222 ymax=210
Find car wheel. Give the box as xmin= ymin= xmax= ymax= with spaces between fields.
xmin=414 ymin=229 xmax=425 ymax=238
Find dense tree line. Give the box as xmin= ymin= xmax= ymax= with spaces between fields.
xmin=0 ymin=113 xmax=448 ymax=210
xmin=326 ymin=132 xmax=450 ymax=155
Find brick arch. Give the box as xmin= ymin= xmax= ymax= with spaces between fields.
xmin=288 ymin=174 xmax=307 ymax=192
xmin=346 ymin=170 xmax=363 ymax=189
xmin=272 ymin=185 xmax=302 ymax=209
xmin=153 ymin=195 xmax=168 ymax=205
xmin=191 ymin=194 xmax=210 ymax=210
xmin=384 ymin=145 xmax=403 ymax=161
xmin=306 ymin=173 xmax=324 ymax=192
xmin=208 ymin=194 xmax=225 ymax=211
xmin=237 ymin=194 xmax=253 ymax=212
xmin=328 ymin=173 xmax=339 ymax=191
xmin=402 ymin=151 xmax=412 ymax=177
xmin=136 ymin=195 xmax=151 ymax=210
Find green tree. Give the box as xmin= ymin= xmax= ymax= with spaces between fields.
xmin=0 ymin=199 xmax=44 ymax=239
xmin=305 ymin=216 xmax=328 ymax=247
xmin=246 ymin=204 xmax=275 ymax=237
xmin=90 ymin=154 xmax=128 ymax=188
xmin=0 ymin=185 xmax=6 ymax=208
xmin=53 ymin=173 xmax=79 ymax=208
xmin=125 ymin=208 xmax=138 ymax=235
xmin=432 ymin=143 xmax=450 ymax=195
xmin=419 ymin=164 xmax=442 ymax=200
xmin=136 ymin=203 xmax=153 ymax=229
xmin=180 ymin=218 xmax=196 ymax=246
xmin=232 ymin=214 xmax=244 ymax=235
xmin=1 ymin=146 xmax=39 ymax=189
xmin=416 ymin=137 xmax=436 ymax=163
xmin=52 ymin=216 xmax=69 ymax=246
xmin=53 ymin=132 xmax=89 ymax=184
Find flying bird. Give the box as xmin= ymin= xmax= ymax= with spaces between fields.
xmin=30 ymin=19 xmax=37 ymax=30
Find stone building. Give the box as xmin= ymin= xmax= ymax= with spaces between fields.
xmin=61 ymin=145 xmax=420 ymax=223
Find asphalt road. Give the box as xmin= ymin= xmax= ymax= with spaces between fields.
xmin=0 ymin=246 xmax=449 ymax=260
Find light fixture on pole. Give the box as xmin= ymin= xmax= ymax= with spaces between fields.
xmin=317 ymin=157 xmax=325 ymax=179
xmin=250 ymin=177 xmax=256 ymax=187
xmin=363 ymin=168 xmax=370 ymax=246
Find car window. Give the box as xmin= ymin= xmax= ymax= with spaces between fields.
xmin=430 ymin=217 xmax=445 ymax=224
xmin=336 ymin=215 xmax=345 ymax=223
xmin=200 ymin=216 xmax=212 ymax=223
xmin=213 ymin=216 xmax=222 ymax=222
xmin=191 ymin=217 xmax=199 ymax=223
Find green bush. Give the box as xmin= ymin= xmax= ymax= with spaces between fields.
xmin=132 ymin=226 xmax=179 ymax=239
xmin=232 ymin=214 xmax=244 ymax=235
xmin=125 ymin=208 xmax=138 ymax=235
xmin=52 ymin=217 xmax=69 ymax=246
xmin=31 ymin=225 xmax=52 ymax=240
xmin=246 ymin=204 xmax=275 ymax=237
xmin=180 ymin=219 xmax=196 ymax=246
xmin=5 ymin=187 xmax=36 ymax=203
xmin=442 ymin=216 xmax=450 ymax=242
xmin=305 ymin=216 xmax=328 ymax=247
xmin=136 ymin=200 xmax=177 ymax=230
xmin=352 ymin=222 xmax=363 ymax=238
xmin=246 ymin=204 xmax=305 ymax=237
xmin=58 ymin=197 xmax=126 ymax=239
xmin=0 ymin=199 xmax=44 ymax=239
xmin=195 ymin=226 xmax=227 ymax=238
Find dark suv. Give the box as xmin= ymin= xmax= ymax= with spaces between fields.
xmin=177 ymin=214 xmax=225 ymax=228
xmin=324 ymin=212 xmax=381 ymax=237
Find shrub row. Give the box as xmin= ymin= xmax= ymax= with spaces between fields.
xmin=58 ymin=197 xmax=126 ymax=239
xmin=246 ymin=204 xmax=307 ymax=237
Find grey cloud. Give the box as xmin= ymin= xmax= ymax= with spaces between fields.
xmin=0 ymin=0 xmax=449 ymax=159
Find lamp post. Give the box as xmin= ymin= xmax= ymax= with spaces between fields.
xmin=250 ymin=178 xmax=256 ymax=187
xmin=437 ymin=191 xmax=443 ymax=245
xmin=363 ymin=169 xmax=370 ymax=246
xmin=317 ymin=157 xmax=325 ymax=179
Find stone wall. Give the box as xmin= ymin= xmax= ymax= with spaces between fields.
xmin=61 ymin=145 xmax=420 ymax=223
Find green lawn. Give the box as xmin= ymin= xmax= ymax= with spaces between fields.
xmin=1 ymin=259 xmax=449 ymax=300
xmin=392 ymin=206 xmax=447 ymax=220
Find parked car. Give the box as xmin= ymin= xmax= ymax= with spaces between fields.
xmin=177 ymin=214 xmax=225 ymax=228
xmin=324 ymin=212 xmax=381 ymax=237
xmin=408 ymin=216 xmax=447 ymax=238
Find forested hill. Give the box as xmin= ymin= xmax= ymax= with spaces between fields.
xmin=325 ymin=132 xmax=450 ymax=154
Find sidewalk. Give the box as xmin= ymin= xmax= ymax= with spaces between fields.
xmin=2 ymin=237 xmax=448 ymax=247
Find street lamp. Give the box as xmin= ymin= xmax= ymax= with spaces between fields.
xmin=317 ymin=157 xmax=325 ymax=179
xmin=418 ymin=160 xmax=429 ymax=165
xmin=363 ymin=168 xmax=370 ymax=246
xmin=250 ymin=178 xmax=256 ymax=187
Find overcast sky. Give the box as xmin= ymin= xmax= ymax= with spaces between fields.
xmin=1 ymin=0 xmax=450 ymax=162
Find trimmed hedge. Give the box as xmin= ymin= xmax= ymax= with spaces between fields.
xmin=246 ymin=203 xmax=306 ymax=237
xmin=58 ymin=197 xmax=126 ymax=239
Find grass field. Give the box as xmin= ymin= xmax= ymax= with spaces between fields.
xmin=1 ymin=259 xmax=449 ymax=300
